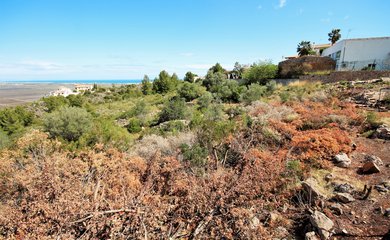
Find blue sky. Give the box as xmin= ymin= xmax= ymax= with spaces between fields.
xmin=0 ymin=0 xmax=389 ymax=80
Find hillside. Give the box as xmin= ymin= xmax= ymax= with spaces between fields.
xmin=0 ymin=72 xmax=389 ymax=239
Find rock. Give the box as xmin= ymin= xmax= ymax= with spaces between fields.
xmin=381 ymin=180 xmax=390 ymax=188
xmin=302 ymin=177 xmax=327 ymax=202
xmin=334 ymin=183 xmax=354 ymax=193
xmin=384 ymin=208 xmax=390 ymax=217
xmin=334 ymin=153 xmax=351 ymax=168
xmin=334 ymin=193 xmax=355 ymax=203
xmin=374 ymin=124 xmax=390 ymax=140
xmin=329 ymin=203 xmax=343 ymax=215
xmin=351 ymin=142 xmax=357 ymax=150
xmin=374 ymin=185 xmax=388 ymax=193
xmin=324 ymin=173 xmax=333 ymax=182
xmin=364 ymin=155 xmax=383 ymax=166
xmin=250 ymin=216 xmax=260 ymax=229
xmin=362 ymin=161 xmax=381 ymax=174
xmin=375 ymin=206 xmax=383 ymax=214
xmin=329 ymin=203 xmax=344 ymax=215
xmin=274 ymin=226 xmax=289 ymax=238
xmin=310 ymin=211 xmax=334 ymax=240
xmin=305 ymin=231 xmax=320 ymax=240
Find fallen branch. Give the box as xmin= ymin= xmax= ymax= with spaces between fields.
xmin=70 ymin=208 xmax=139 ymax=224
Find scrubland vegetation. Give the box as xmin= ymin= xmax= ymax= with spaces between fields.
xmin=0 ymin=62 xmax=389 ymax=239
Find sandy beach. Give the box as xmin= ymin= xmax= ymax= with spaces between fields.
xmin=0 ymin=83 xmax=74 ymax=107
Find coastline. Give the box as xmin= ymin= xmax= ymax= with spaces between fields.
xmin=0 ymin=81 xmax=140 ymax=107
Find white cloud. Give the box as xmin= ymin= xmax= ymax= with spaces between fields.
xmin=278 ymin=0 xmax=286 ymax=8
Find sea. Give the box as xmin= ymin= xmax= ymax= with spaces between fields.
xmin=0 ymin=79 xmax=142 ymax=85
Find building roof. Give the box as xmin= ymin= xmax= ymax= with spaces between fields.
xmin=342 ymin=36 xmax=390 ymax=41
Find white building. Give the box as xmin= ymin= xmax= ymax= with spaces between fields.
xmin=321 ymin=37 xmax=390 ymax=71
xmin=74 ymin=84 xmax=93 ymax=92
xmin=49 ymin=87 xmax=76 ymax=97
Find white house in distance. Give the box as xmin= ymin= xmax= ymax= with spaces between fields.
xmin=49 ymin=87 xmax=75 ymax=97
xmin=321 ymin=36 xmax=390 ymax=71
xmin=74 ymin=84 xmax=93 ymax=92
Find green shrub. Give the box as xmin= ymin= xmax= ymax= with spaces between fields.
xmin=202 ymin=72 xmax=226 ymax=91
xmin=159 ymin=120 xmax=187 ymax=133
xmin=153 ymin=70 xmax=179 ymax=94
xmin=67 ymin=94 xmax=85 ymax=107
xmin=243 ymin=61 xmax=278 ymax=85
xmin=158 ymin=97 xmax=187 ymax=123
xmin=79 ymin=118 xmax=133 ymax=150
xmin=141 ymin=75 xmax=153 ymax=95
xmin=0 ymin=106 xmax=34 ymax=135
xmin=211 ymin=79 xmax=243 ymax=103
xmin=43 ymin=107 xmax=93 ymax=141
xmin=197 ymin=92 xmax=214 ymax=110
xmin=0 ymin=129 xmax=9 ymax=149
xmin=42 ymin=96 xmax=69 ymax=112
xmin=240 ymin=83 xmax=267 ymax=104
xmin=180 ymin=143 xmax=208 ymax=167
xmin=178 ymin=82 xmax=206 ymax=102
xmin=127 ymin=118 xmax=142 ymax=133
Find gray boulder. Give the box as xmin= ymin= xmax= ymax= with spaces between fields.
xmin=364 ymin=155 xmax=383 ymax=166
xmin=334 ymin=153 xmax=351 ymax=168
xmin=305 ymin=231 xmax=320 ymax=240
xmin=302 ymin=177 xmax=327 ymax=202
xmin=310 ymin=211 xmax=334 ymax=240
xmin=334 ymin=193 xmax=355 ymax=203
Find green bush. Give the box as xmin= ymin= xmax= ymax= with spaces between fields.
xmin=43 ymin=106 xmax=93 ymax=141
xmin=240 ymin=83 xmax=267 ymax=104
xmin=202 ymin=72 xmax=226 ymax=91
xmin=42 ymin=96 xmax=69 ymax=112
xmin=211 ymin=79 xmax=243 ymax=103
xmin=178 ymin=82 xmax=206 ymax=102
xmin=0 ymin=106 xmax=34 ymax=135
xmin=0 ymin=129 xmax=9 ymax=149
xmin=180 ymin=143 xmax=208 ymax=167
xmin=153 ymin=70 xmax=179 ymax=94
xmin=79 ymin=118 xmax=133 ymax=150
xmin=242 ymin=61 xmax=278 ymax=85
xmin=197 ymin=92 xmax=214 ymax=110
xmin=127 ymin=118 xmax=142 ymax=133
xmin=67 ymin=94 xmax=85 ymax=107
xmin=158 ymin=97 xmax=187 ymax=123
xmin=141 ymin=75 xmax=153 ymax=95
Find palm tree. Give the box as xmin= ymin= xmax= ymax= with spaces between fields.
xmin=328 ymin=29 xmax=341 ymax=45
xmin=297 ymin=41 xmax=313 ymax=56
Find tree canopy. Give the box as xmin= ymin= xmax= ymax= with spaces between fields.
xmin=328 ymin=29 xmax=341 ymax=45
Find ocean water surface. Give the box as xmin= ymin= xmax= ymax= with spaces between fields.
xmin=0 ymin=79 xmax=142 ymax=84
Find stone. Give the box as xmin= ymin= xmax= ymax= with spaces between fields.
xmin=375 ymin=206 xmax=383 ymax=214
xmin=384 ymin=208 xmax=390 ymax=217
xmin=250 ymin=216 xmax=260 ymax=229
xmin=324 ymin=173 xmax=333 ymax=182
xmin=334 ymin=193 xmax=355 ymax=203
xmin=374 ymin=124 xmax=390 ymax=140
xmin=374 ymin=185 xmax=388 ymax=193
xmin=334 ymin=153 xmax=351 ymax=168
xmin=305 ymin=231 xmax=320 ymax=240
xmin=309 ymin=211 xmax=334 ymax=240
xmin=364 ymin=155 xmax=383 ymax=166
xmin=351 ymin=142 xmax=357 ymax=150
xmin=334 ymin=183 xmax=354 ymax=193
xmin=329 ymin=203 xmax=343 ymax=215
xmin=274 ymin=226 xmax=289 ymax=238
xmin=302 ymin=177 xmax=327 ymax=202
xmin=381 ymin=180 xmax=390 ymax=188
xmin=362 ymin=161 xmax=381 ymax=174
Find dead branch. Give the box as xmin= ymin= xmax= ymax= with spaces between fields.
xmin=70 ymin=208 xmax=140 ymax=224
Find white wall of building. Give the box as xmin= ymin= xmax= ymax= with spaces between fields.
xmin=322 ymin=37 xmax=390 ymax=70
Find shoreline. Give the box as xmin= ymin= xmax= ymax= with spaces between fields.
xmin=0 ymin=82 xmax=134 ymax=107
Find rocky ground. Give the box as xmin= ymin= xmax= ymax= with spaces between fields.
xmin=295 ymin=79 xmax=390 ymax=240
